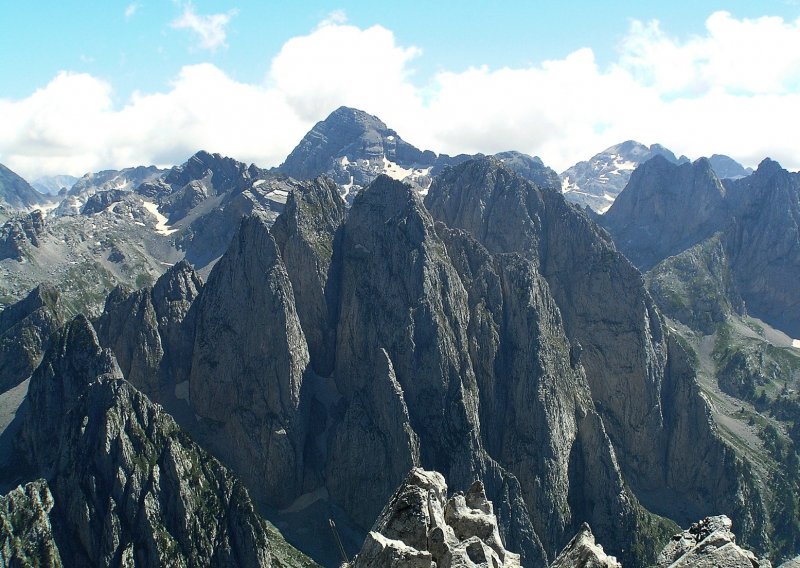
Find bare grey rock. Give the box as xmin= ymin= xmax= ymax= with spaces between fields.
xmin=0 ymin=210 xmax=46 ymax=261
xmin=271 ymin=176 xmax=347 ymax=376
xmin=560 ymin=141 xmax=688 ymax=212
xmin=0 ymin=283 xmax=65 ymax=392
xmin=189 ymin=213 xmax=309 ymax=507
xmin=549 ymin=523 xmax=621 ymax=568
xmin=351 ymin=468 xmax=519 ymax=568
xmin=602 ymin=156 xmax=729 ymax=272
xmin=96 ymin=260 xmax=202 ymax=397
xmin=656 ymin=515 xmax=770 ymax=568
xmin=425 ymin=157 xmax=763 ymax=562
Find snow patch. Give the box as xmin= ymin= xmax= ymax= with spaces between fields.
xmin=141 ymin=200 xmax=178 ymax=236
xmin=793 ymin=339 xmax=800 ymax=349
xmin=252 ymin=179 xmax=266 ymax=187
xmin=382 ymin=156 xmax=414 ymax=181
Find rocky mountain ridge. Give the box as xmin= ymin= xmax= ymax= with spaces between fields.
xmin=44 ymin=158 xmax=773 ymax=566
xmin=559 ymin=140 xmax=753 ymax=212
xmin=602 ymin=156 xmax=800 ymax=337
xmin=277 ymin=106 xmax=560 ymax=201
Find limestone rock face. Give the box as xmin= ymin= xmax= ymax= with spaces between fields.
xmin=189 ymin=213 xmax=309 ymax=507
xmin=13 ymin=315 xmax=273 ymax=567
xmin=602 ymin=156 xmax=800 ymax=337
xmin=271 ymin=176 xmax=347 ymax=376
xmin=724 ymin=159 xmax=800 ymax=337
xmin=0 ymin=479 xmax=62 ymax=567
xmin=656 ymin=516 xmax=770 ymax=568
xmin=0 ymin=283 xmax=64 ymax=391
xmin=96 ymin=260 xmax=202 ymax=398
xmin=425 ymin=157 xmax=763 ymax=559
xmin=549 ymin=523 xmax=621 ymax=568
xmin=96 ymin=285 xmax=164 ymax=397
xmin=601 ymin=156 xmax=729 ymax=271
xmin=351 ymin=468 xmax=520 ymax=568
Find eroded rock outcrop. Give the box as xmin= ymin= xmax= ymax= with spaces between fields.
xmin=96 ymin=260 xmax=202 ymax=397
xmin=425 ymin=157 xmax=767 ymax=556
xmin=270 ymin=176 xmax=347 ymax=376
xmin=350 ymin=468 xmax=520 ymax=568
xmin=549 ymin=523 xmax=621 ymax=568
xmin=656 ymin=515 xmax=770 ymax=567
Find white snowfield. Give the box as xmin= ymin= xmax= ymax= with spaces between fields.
xmin=141 ymin=200 xmax=178 ymax=236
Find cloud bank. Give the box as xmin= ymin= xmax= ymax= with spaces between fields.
xmin=1 ymin=11 xmax=799 ymax=179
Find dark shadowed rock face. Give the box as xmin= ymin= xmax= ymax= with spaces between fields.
xmin=603 ymin=156 xmax=800 ymax=337
xmin=188 ymin=213 xmax=309 ymax=507
xmin=333 ymin=174 xmax=667 ymax=566
xmin=0 ymin=283 xmax=64 ymax=391
xmin=12 ymin=315 xmax=272 ymax=567
xmin=602 ymin=156 xmax=729 ymax=271
xmin=724 ymin=159 xmax=800 ymax=337
xmin=559 ymin=140 xmax=689 ymax=212
xmin=96 ymin=260 xmax=202 ymax=398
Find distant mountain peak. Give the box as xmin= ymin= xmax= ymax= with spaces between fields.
xmin=559 ymin=140 xmax=686 ymax=212
xmin=0 ymin=163 xmax=47 ymax=210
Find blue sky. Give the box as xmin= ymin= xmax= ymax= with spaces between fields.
xmin=1 ymin=1 xmax=799 ymax=177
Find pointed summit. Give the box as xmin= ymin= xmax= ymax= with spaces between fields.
xmin=278 ymin=106 xmax=439 ymax=200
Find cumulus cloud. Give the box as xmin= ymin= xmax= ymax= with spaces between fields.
xmin=1 ymin=11 xmax=800 ymax=179
xmin=171 ymin=3 xmax=238 ymax=51
xmin=125 ymin=3 xmax=139 ymax=19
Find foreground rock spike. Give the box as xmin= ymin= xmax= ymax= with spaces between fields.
xmin=350 ymin=468 xmax=521 ymax=568
xmin=549 ymin=523 xmax=621 ymax=568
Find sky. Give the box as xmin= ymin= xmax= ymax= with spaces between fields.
xmin=1 ymin=1 xmax=799 ymax=179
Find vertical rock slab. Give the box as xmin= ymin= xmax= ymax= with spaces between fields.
xmin=271 ymin=177 xmax=347 ymax=376
xmin=189 ymin=214 xmax=309 ymax=507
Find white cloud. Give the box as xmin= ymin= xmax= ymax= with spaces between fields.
xmin=125 ymin=3 xmax=139 ymax=19
xmin=1 ymin=11 xmax=800 ymax=180
xmin=170 ymin=3 xmax=237 ymax=51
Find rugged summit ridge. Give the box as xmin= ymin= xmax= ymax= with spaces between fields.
xmin=603 ymin=155 xmax=800 ymax=336
xmin=425 ymin=157 xmax=767 ymax=555
xmin=602 ymin=156 xmax=729 ymax=271
xmin=8 ymin=315 xmax=274 ymax=566
xmin=560 ymin=140 xmax=688 ymax=212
